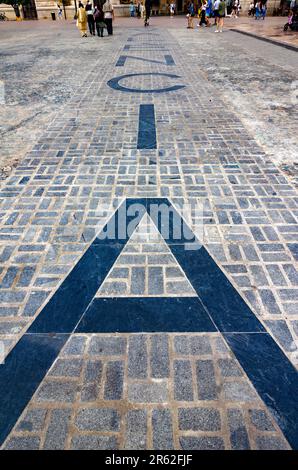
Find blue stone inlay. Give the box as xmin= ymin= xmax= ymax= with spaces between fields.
xmin=0 ymin=333 xmax=68 ymax=446
xmin=116 ymin=55 xmax=175 ymax=67
xmin=224 ymin=333 xmax=298 ymax=450
xmin=19 ymin=176 xmax=30 ymax=185
xmin=137 ymin=104 xmax=157 ymax=150
xmin=124 ymin=45 xmax=167 ymax=51
xmin=76 ymin=297 xmax=216 ymax=333
xmin=107 ymin=73 xmax=185 ymax=94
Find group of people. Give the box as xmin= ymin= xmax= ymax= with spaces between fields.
xmin=248 ymin=0 xmax=267 ymax=19
xmin=128 ymin=0 xmax=152 ymax=25
xmin=76 ymin=0 xmax=114 ymax=37
xmin=187 ymin=0 xmax=228 ymax=32
xmin=129 ymin=2 xmax=143 ymax=17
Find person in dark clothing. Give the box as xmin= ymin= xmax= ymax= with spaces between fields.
xmin=94 ymin=5 xmax=106 ymax=37
xmin=144 ymin=0 xmax=151 ymax=26
xmin=85 ymin=0 xmax=95 ymax=35
xmin=103 ymin=0 xmax=114 ymax=35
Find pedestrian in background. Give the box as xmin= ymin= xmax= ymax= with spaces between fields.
xmin=94 ymin=5 xmax=106 ymax=36
xmin=57 ymin=3 xmax=63 ymax=19
xmin=144 ymin=0 xmax=151 ymax=26
xmin=77 ymin=1 xmax=88 ymax=37
xmin=103 ymin=0 xmax=114 ymax=35
xmin=213 ymin=0 xmax=220 ymax=26
xmin=130 ymin=1 xmax=135 ymax=16
xmin=215 ymin=0 xmax=225 ymax=31
xmin=199 ymin=0 xmax=208 ymax=26
xmin=140 ymin=1 xmax=145 ymax=18
xmin=231 ymin=0 xmax=239 ymax=17
xmin=187 ymin=1 xmax=195 ymax=28
xmin=136 ymin=1 xmax=141 ymax=17
xmin=86 ymin=0 xmax=95 ymax=35
xmin=261 ymin=0 xmax=267 ymax=19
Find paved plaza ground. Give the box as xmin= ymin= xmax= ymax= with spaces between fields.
xmin=0 ymin=17 xmax=297 ymax=451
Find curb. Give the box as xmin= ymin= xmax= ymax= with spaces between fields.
xmin=231 ymin=28 xmax=298 ymax=53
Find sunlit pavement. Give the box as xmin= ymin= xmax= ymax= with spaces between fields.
xmin=0 ymin=18 xmax=297 ymax=450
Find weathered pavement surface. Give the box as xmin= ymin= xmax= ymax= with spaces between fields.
xmin=0 ymin=19 xmax=297 ymax=450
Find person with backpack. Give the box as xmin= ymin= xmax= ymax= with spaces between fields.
xmin=215 ymin=0 xmax=226 ymax=31
xmin=94 ymin=5 xmax=106 ymax=37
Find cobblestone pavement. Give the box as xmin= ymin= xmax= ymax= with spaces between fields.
xmin=3 ymin=334 xmax=289 ymax=450
xmin=0 ymin=20 xmax=297 ymax=450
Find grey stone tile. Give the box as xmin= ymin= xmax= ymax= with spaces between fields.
xmin=16 ymin=408 xmax=47 ymax=432
xmin=71 ymin=435 xmax=118 ymax=450
xmin=196 ymin=360 xmax=218 ymax=400
xmin=62 ymin=335 xmax=87 ymax=356
xmin=173 ymin=360 xmax=194 ymax=401
xmin=104 ymin=361 xmax=124 ymax=400
xmin=255 ymin=435 xmax=289 ymax=450
xmin=180 ymin=436 xmax=225 ymax=450
xmin=88 ymin=336 xmax=126 ymax=356
xmin=49 ymin=358 xmax=83 ymax=377
xmin=249 ymin=409 xmax=275 ymax=431
xmin=150 ymin=334 xmax=169 ymax=378
xmin=75 ymin=408 xmax=120 ymax=432
xmin=84 ymin=359 xmax=103 ymax=382
xmin=35 ymin=381 xmax=77 ymax=403
xmin=227 ymin=408 xmax=250 ymax=450
xmin=222 ymin=381 xmax=257 ymax=402
xmin=265 ymin=320 xmax=296 ymax=352
xmin=124 ymin=409 xmax=147 ymax=450
xmin=218 ymin=358 xmax=243 ymax=377
xmin=43 ymin=409 xmax=71 ymax=450
xmin=128 ymin=334 xmax=147 ymax=379
xmin=178 ymin=407 xmax=221 ymax=431
xmin=4 ymin=436 xmax=40 ymax=450
xmin=152 ymin=409 xmax=174 ymax=450
xmin=128 ymin=382 xmax=168 ymax=403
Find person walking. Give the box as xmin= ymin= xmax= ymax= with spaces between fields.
xmin=94 ymin=5 xmax=106 ymax=36
xmin=260 ymin=0 xmax=267 ymax=19
xmin=215 ymin=0 xmax=225 ymax=31
xmin=187 ymin=1 xmax=195 ymax=28
xmin=85 ymin=0 xmax=95 ymax=35
xmin=199 ymin=0 xmax=208 ymax=26
xmin=57 ymin=3 xmax=63 ymax=19
xmin=103 ymin=0 xmax=114 ymax=35
xmin=77 ymin=2 xmax=88 ymax=37
xmin=140 ymin=1 xmax=145 ymax=18
xmin=136 ymin=1 xmax=141 ymax=17
xmin=144 ymin=0 xmax=151 ymax=26
xmin=231 ymin=0 xmax=239 ymax=17
xmin=213 ymin=0 xmax=220 ymax=26
xmin=129 ymin=1 xmax=135 ymax=17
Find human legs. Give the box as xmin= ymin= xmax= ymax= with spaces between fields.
xmin=88 ymin=16 xmax=95 ymax=35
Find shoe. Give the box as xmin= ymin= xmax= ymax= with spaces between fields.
xmin=219 ymin=30 xmax=223 ymax=32
xmin=215 ymin=30 xmax=219 ymax=32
